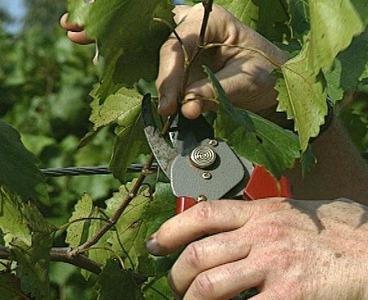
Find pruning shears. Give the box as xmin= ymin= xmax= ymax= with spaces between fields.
xmin=142 ymin=94 xmax=292 ymax=214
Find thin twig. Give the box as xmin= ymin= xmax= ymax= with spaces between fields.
xmin=57 ymin=217 xmax=109 ymax=233
xmin=181 ymin=0 xmax=214 ymax=100
xmin=69 ymin=115 xmax=176 ymax=257
xmin=0 ymin=246 xmax=101 ymax=274
xmin=199 ymin=0 xmax=214 ymax=47
xmin=153 ymin=17 xmax=190 ymax=66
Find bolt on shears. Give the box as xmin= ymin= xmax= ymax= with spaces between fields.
xmin=142 ymin=94 xmax=292 ymax=214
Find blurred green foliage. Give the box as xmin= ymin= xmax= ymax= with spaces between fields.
xmin=0 ymin=4 xmax=119 ymax=299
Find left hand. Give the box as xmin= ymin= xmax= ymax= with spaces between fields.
xmin=146 ymin=198 xmax=368 ymax=300
xmin=59 ymin=13 xmax=93 ymax=44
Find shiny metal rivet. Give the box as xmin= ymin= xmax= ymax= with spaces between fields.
xmin=190 ymin=145 xmax=217 ymax=169
xmin=208 ymin=139 xmax=218 ymax=147
xmin=197 ymin=195 xmax=207 ymax=202
xmin=202 ymin=172 xmax=212 ymax=180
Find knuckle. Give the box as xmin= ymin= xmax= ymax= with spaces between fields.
xmin=194 ymin=201 xmax=215 ymax=223
xmin=193 ymin=272 xmax=215 ymax=298
xmin=257 ymin=221 xmax=288 ymax=241
xmin=183 ymin=242 xmax=204 ymax=270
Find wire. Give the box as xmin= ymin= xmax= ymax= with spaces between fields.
xmin=41 ymin=164 xmax=158 ymax=178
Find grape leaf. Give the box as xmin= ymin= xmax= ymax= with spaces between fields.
xmin=12 ymin=204 xmax=53 ymax=300
xmin=90 ymin=87 xmax=142 ymax=130
xmin=110 ymin=116 xmax=150 ymax=182
xmin=143 ymin=276 xmax=172 ymax=300
xmin=0 ymin=273 xmax=29 ymax=300
xmin=308 ymin=0 xmax=365 ymax=73
xmin=141 ymin=183 xmax=175 ymax=238
xmin=106 ymin=182 xmax=175 ymax=268
xmin=215 ymin=0 xmax=259 ymax=29
xmin=81 ymin=208 xmax=113 ymax=280
xmin=286 ymin=0 xmax=310 ymax=40
xmin=0 ymin=120 xmax=44 ymax=200
xmin=0 ymin=189 xmax=31 ymax=247
xmin=95 ymin=260 xmax=144 ymax=300
xmin=66 ymin=194 xmax=93 ymax=248
xmin=325 ymin=30 xmax=368 ymax=101
xmin=67 ymin=0 xmax=91 ymax=26
xmin=105 ymin=184 xmax=150 ymax=267
xmin=275 ymin=44 xmax=327 ymax=150
xmin=204 ymin=66 xmax=300 ymax=178
xmin=253 ymin=0 xmax=290 ymax=42
xmin=85 ymin=0 xmax=174 ymax=99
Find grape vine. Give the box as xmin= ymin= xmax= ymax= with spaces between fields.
xmin=0 ymin=0 xmax=367 ymax=299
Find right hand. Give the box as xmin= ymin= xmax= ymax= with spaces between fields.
xmin=60 ymin=4 xmax=288 ymax=119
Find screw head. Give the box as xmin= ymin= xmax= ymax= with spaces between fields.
xmin=190 ymin=146 xmax=217 ymax=169
xmin=201 ymin=172 xmax=212 ymax=180
xmin=208 ymin=139 xmax=218 ymax=147
xmin=197 ymin=195 xmax=207 ymax=202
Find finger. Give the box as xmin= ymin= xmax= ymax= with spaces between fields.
xmin=60 ymin=13 xmax=83 ymax=32
xmin=169 ymin=229 xmax=252 ymax=295
xmin=146 ymin=200 xmax=254 ymax=256
xmin=157 ymin=4 xmax=220 ymax=117
xmin=156 ymin=38 xmax=184 ymax=116
xmin=67 ymin=30 xmax=94 ymax=45
xmin=181 ymin=58 xmax=276 ymax=119
xmin=184 ymin=258 xmax=265 ymax=300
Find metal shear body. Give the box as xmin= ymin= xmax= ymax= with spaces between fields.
xmin=142 ymin=94 xmax=291 ymax=214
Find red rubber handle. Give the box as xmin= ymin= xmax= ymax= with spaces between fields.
xmin=243 ymin=165 xmax=292 ymax=200
xmin=176 ymin=196 xmax=198 ymax=214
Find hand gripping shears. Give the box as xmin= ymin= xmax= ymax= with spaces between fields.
xmin=142 ymin=94 xmax=292 ymax=214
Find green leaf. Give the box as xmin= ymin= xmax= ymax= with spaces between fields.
xmin=90 ymin=87 xmax=142 ymax=130
xmin=85 ymin=0 xmax=174 ymax=98
xmin=215 ymin=0 xmax=258 ymax=29
xmin=325 ymin=30 xmax=368 ymax=101
xmin=67 ymin=0 xmax=92 ymax=26
xmin=66 ymin=194 xmax=93 ymax=248
xmin=286 ymin=0 xmax=310 ymax=40
xmin=110 ymin=116 xmax=150 ymax=182
xmin=142 ymin=183 xmax=175 ymax=238
xmin=106 ymin=182 xmax=175 ymax=268
xmin=0 ymin=273 xmax=29 ymax=300
xmin=95 ymin=260 xmax=144 ymax=300
xmin=275 ymin=44 xmax=327 ymax=150
xmin=144 ymin=276 xmax=171 ymax=300
xmin=12 ymin=204 xmax=53 ymax=300
xmin=81 ymin=208 xmax=113 ymax=280
xmin=105 ymin=184 xmax=150 ymax=267
xmin=0 ymin=189 xmax=31 ymax=247
xmin=308 ymin=0 xmax=365 ymax=73
xmin=204 ymin=66 xmax=300 ymax=178
xmin=0 ymin=120 xmax=44 ymax=200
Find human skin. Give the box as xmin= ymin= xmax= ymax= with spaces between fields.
xmin=60 ymin=4 xmax=368 ymax=299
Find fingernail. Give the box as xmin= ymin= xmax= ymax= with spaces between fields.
xmin=183 ymin=92 xmax=196 ymax=103
xmin=145 ymin=235 xmax=162 ymax=256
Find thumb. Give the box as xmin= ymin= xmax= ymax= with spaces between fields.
xmin=181 ymin=77 xmax=218 ymax=119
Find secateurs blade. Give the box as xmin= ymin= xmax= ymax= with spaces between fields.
xmin=142 ymin=94 xmax=292 ymax=214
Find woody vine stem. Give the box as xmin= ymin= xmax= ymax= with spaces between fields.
xmin=68 ymin=0 xmax=215 ymax=258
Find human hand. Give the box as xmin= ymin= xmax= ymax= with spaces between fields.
xmin=146 ymin=198 xmax=368 ymax=299
xmin=157 ymin=4 xmax=288 ymax=119
xmin=59 ymin=13 xmax=93 ymax=45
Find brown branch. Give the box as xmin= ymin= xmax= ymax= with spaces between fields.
xmin=199 ymin=0 xmax=214 ymax=47
xmin=0 ymin=246 xmax=101 ymax=274
xmin=69 ymin=115 xmax=175 ymax=257
xmin=181 ymin=0 xmax=214 ymax=100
